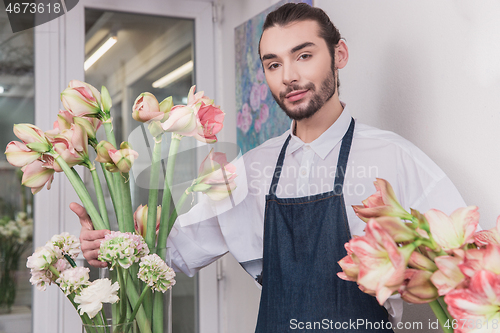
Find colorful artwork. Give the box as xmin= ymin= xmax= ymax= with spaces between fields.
xmin=235 ymin=0 xmax=313 ymax=154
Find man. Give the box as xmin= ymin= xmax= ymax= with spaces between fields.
xmin=75 ymin=3 xmax=465 ymax=332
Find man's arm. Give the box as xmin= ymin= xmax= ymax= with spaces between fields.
xmin=71 ymin=202 xmax=109 ymax=268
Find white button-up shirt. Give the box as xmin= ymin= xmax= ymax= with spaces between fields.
xmin=168 ymin=105 xmax=466 ymax=321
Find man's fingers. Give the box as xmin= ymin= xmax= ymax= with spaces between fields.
xmin=80 ymin=238 xmax=105 ymax=252
xmin=70 ymin=202 xmax=93 ymax=230
xmin=80 ymin=229 xmax=109 ymax=242
xmin=88 ymin=259 xmax=108 ymax=268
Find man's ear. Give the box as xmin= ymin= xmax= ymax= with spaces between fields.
xmin=335 ymin=39 xmax=349 ymax=69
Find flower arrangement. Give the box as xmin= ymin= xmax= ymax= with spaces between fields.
xmin=338 ymin=178 xmax=500 ymax=333
xmin=5 ymin=80 xmax=236 ymax=332
xmin=27 ymin=231 xmax=175 ymax=332
xmin=0 ymin=212 xmax=33 ymax=312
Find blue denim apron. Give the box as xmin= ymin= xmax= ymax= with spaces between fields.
xmin=255 ymin=119 xmax=393 ymax=332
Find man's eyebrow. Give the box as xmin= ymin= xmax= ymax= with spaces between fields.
xmin=261 ymin=42 xmax=316 ymax=62
xmin=290 ymin=42 xmax=315 ymax=54
xmin=261 ymin=53 xmax=277 ymax=62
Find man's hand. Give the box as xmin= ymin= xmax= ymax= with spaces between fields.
xmin=70 ymin=202 xmax=110 ymax=268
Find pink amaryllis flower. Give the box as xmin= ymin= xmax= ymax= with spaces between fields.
xmin=425 ymin=206 xmax=479 ymax=252
xmin=21 ymin=160 xmax=55 ymax=194
xmin=13 ymin=124 xmax=52 ymax=153
xmin=134 ymin=204 xmax=161 ymax=239
xmin=474 ymin=216 xmax=500 ymax=246
xmin=339 ymin=219 xmax=414 ymax=305
xmin=399 ymin=269 xmax=439 ymax=304
xmin=191 ymin=149 xmax=237 ymax=201
xmin=431 ymin=254 xmax=467 ymax=295
xmin=5 ymin=141 xmax=42 ymax=167
xmin=445 ymin=270 xmax=500 ymax=333
xmin=337 ymin=242 xmax=360 ymax=282
xmin=352 ymin=178 xmax=413 ymax=222
xmin=60 ymin=80 xmax=102 ymax=117
xmin=185 ymin=86 xmax=225 ymax=143
xmin=460 ymin=244 xmax=500 ymax=279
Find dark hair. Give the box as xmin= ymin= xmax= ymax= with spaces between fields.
xmin=259 ymin=3 xmax=342 ymax=88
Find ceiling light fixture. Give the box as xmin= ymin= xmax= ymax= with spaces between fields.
xmin=0 ymin=86 xmax=4 ymax=94
xmin=152 ymin=60 xmax=194 ymax=89
xmin=84 ymin=35 xmax=118 ymax=71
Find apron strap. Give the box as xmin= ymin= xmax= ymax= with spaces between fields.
xmin=334 ymin=118 xmax=355 ymax=191
xmin=268 ymin=117 xmax=355 ymax=196
xmin=269 ymin=134 xmax=292 ymax=196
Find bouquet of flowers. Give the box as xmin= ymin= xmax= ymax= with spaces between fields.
xmin=0 ymin=212 xmax=33 ymax=312
xmin=5 ymin=80 xmax=236 ymax=333
xmin=27 ymin=231 xmax=175 ymax=333
xmin=338 ymin=178 xmax=500 ymax=333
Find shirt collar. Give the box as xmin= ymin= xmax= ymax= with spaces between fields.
xmin=287 ymin=103 xmax=352 ymax=160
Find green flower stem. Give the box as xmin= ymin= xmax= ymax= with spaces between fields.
xmin=64 ymin=254 xmax=77 ymax=268
xmin=438 ymin=296 xmax=453 ymax=321
xmin=100 ymin=308 xmax=110 ymax=333
xmin=152 ymin=292 xmax=164 ymax=333
xmin=125 ymin=271 xmax=152 ymax=333
xmin=112 ymin=173 xmax=125 ymax=231
xmin=119 ymin=172 xmax=135 ymax=233
xmin=167 ymin=189 xmax=190 ymax=236
xmin=100 ymin=163 xmax=122 ymax=224
xmin=129 ymin=285 xmax=150 ymax=324
xmin=53 ymin=155 xmax=106 ymax=230
xmin=157 ymin=134 xmax=181 ymax=258
xmin=429 ymin=299 xmax=453 ymax=333
xmin=145 ymin=137 xmax=163 ymax=253
xmin=90 ymin=167 xmax=110 ymax=229
xmin=117 ymin=267 xmax=128 ymax=325
xmin=103 ymin=121 xmax=117 ymax=149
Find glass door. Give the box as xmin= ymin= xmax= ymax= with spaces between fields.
xmin=83 ymin=9 xmax=197 ymax=333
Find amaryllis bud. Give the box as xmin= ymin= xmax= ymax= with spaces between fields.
xmin=61 ymin=80 xmax=102 ymax=117
xmin=132 ymin=92 xmax=165 ymax=123
xmin=95 ymin=140 xmax=115 ymax=164
xmin=134 ymin=204 xmax=161 ymax=239
xmin=100 ymin=86 xmax=112 ymax=114
xmin=74 ymin=117 xmax=101 ymax=141
xmin=159 ymin=96 xmax=173 ymax=113
xmin=108 ymin=142 xmax=138 ymax=173
xmin=192 ymin=149 xmax=237 ymax=201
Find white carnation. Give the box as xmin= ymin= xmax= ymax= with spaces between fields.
xmin=27 ymin=246 xmax=59 ymax=271
xmin=56 ymin=267 xmax=90 ymax=295
xmin=48 ymin=232 xmax=80 ymax=259
xmin=74 ymin=279 xmax=120 ymax=318
xmin=138 ymin=254 xmax=176 ymax=292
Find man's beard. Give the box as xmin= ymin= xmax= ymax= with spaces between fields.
xmin=271 ymin=69 xmax=336 ymax=121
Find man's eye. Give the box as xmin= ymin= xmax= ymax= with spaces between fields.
xmin=267 ymin=63 xmax=280 ymax=70
xmin=299 ymin=54 xmax=311 ymax=60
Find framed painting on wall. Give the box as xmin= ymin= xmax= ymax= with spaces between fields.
xmin=235 ymin=0 xmax=313 ymax=154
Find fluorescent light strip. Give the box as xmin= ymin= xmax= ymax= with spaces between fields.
xmin=152 ymin=61 xmax=194 ymax=88
xmin=84 ymin=36 xmax=118 ymax=71
xmin=0 ymin=86 xmax=4 ymax=94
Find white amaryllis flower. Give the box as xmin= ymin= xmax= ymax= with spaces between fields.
xmin=98 ymin=231 xmax=149 ymax=269
xmin=56 ymin=267 xmax=90 ymax=295
xmin=27 ymin=246 xmax=59 ymax=271
xmin=74 ymin=279 xmax=120 ymax=318
xmin=138 ymin=254 xmax=176 ymax=292
xmin=47 ymin=232 xmax=80 ymax=259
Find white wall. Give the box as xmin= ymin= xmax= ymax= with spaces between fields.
xmin=214 ymin=0 xmax=500 ymax=332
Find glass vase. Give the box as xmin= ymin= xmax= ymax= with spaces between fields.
xmin=82 ymin=319 xmax=137 ymax=333
xmin=0 ymin=257 xmax=17 ymax=314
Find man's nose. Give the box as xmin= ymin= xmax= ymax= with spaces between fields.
xmin=282 ymin=63 xmax=299 ymax=86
